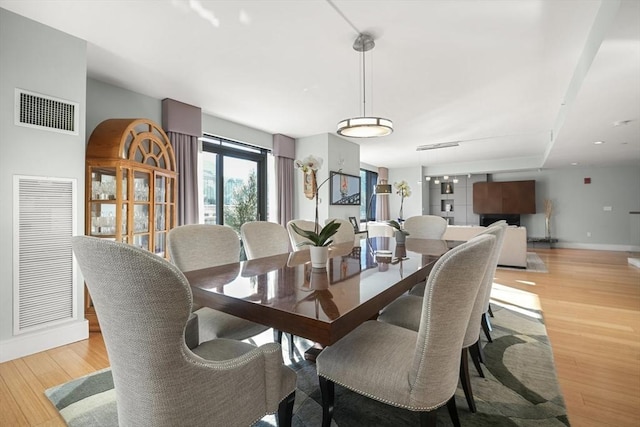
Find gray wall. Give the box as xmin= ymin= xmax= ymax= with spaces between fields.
xmin=0 ymin=9 xmax=87 ymax=358
xmin=492 ymin=166 xmax=640 ymax=250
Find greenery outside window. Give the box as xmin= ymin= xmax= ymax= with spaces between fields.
xmin=200 ymin=135 xmax=268 ymax=234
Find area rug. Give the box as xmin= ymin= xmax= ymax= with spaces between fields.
xmin=498 ymin=252 xmax=548 ymax=273
xmin=45 ymin=305 xmax=568 ymax=426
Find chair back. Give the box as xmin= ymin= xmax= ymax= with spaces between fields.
xmin=71 ymin=237 xmax=196 ymax=424
xmin=168 ymin=224 xmax=240 ymax=271
xmin=241 ymin=221 xmax=290 ymax=260
xmin=286 ymin=219 xmax=319 ymax=250
xmin=325 ymin=218 xmax=356 ymax=245
xmin=403 ymin=215 xmax=448 ymax=239
xmin=476 ymin=221 xmax=508 ymax=315
xmin=409 ymin=234 xmax=495 ymax=406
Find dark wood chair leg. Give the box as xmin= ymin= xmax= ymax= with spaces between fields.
xmin=286 ymin=333 xmax=295 ymax=360
xmin=319 ymin=376 xmax=335 ymax=427
xmin=469 ymin=340 xmax=485 ymax=378
xmin=274 ymin=329 xmax=283 ymax=343
xmin=488 ymin=303 xmax=494 ymax=317
xmin=481 ymin=313 xmax=493 ymax=343
xmin=277 ymin=391 xmax=295 ymax=427
xmin=419 ymin=409 xmax=437 ymax=427
xmin=446 ymin=395 xmax=461 ymax=427
xmin=459 ymin=348 xmax=477 ymax=413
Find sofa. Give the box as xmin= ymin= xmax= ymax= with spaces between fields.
xmin=443 ymin=225 xmax=528 ymax=268
xmin=366 ymin=222 xmax=528 ymax=268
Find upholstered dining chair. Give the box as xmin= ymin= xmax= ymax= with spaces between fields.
xmin=241 ymin=221 xmax=291 ymax=260
xmin=167 ymin=224 xmax=270 ymax=343
xmin=378 ymin=223 xmax=506 ymax=413
xmin=71 ymin=236 xmax=296 ymax=427
xmin=324 ymin=218 xmax=356 ymax=245
xmin=316 ymin=234 xmax=496 ymax=427
xmin=286 ymin=219 xmax=319 ymax=250
xmin=240 ymin=220 xmax=296 ymax=359
xmin=403 ymin=215 xmax=448 ymax=239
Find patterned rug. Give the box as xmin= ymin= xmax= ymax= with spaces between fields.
xmin=497 ymin=253 xmax=548 ymax=273
xmin=45 ymin=305 xmax=568 ymax=426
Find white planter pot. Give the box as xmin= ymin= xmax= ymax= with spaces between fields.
xmin=309 ymin=246 xmax=329 ymax=269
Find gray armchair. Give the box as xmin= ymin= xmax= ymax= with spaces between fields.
xmin=378 ymin=223 xmax=506 ymax=412
xmin=316 ymin=234 xmax=495 ymax=427
xmin=240 ymin=221 xmax=296 ymax=359
xmin=403 ymin=215 xmax=448 ymax=239
xmin=72 ymin=236 xmax=296 ymax=426
xmin=167 ymin=224 xmax=270 ymax=342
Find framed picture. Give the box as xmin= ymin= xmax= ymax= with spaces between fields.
xmin=348 ymin=216 xmax=359 ymax=232
xmin=329 ymin=171 xmax=361 ymax=205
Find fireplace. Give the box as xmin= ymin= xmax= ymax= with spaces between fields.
xmin=479 ymin=214 xmax=520 ymax=227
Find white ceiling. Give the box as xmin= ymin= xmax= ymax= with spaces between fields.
xmin=2 ymin=0 xmax=638 ymax=174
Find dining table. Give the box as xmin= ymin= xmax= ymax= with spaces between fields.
xmin=184 ymin=236 xmax=459 ymax=350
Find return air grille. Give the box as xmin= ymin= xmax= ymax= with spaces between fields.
xmin=14 ymin=176 xmax=77 ymax=333
xmin=15 ymin=89 xmax=79 ymax=135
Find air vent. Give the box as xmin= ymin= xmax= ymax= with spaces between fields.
xmin=15 ymin=89 xmax=79 ymax=135
xmin=14 ymin=176 xmax=77 ymax=333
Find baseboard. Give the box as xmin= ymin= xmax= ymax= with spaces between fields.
xmin=0 ymin=319 xmax=89 ymax=363
xmin=555 ymin=242 xmax=640 ymax=252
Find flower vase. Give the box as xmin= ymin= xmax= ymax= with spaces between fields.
xmin=545 ymin=217 xmax=551 ymax=240
xmin=398 ymin=198 xmax=404 ymax=221
xmin=395 ymin=230 xmax=407 ymax=245
xmin=309 ymin=246 xmax=329 ymax=269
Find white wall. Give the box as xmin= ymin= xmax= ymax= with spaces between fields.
xmin=293 ymin=133 xmax=360 ymax=225
xmin=0 ymin=9 xmax=88 ymax=361
xmin=387 ymin=167 xmax=423 ymax=221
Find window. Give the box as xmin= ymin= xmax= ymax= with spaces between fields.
xmin=360 ymin=169 xmax=378 ymax=221
xmin=200 ymin=135 xmax=268 ymax=233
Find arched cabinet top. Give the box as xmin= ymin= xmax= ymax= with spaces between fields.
xmin=87 ymin=118 xmax=176 ymax=172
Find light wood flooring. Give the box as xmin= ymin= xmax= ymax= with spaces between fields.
xmin=1 ymin=247 xmax=639 ymax=426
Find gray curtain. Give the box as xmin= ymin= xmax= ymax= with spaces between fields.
xmin=168 ymin=132 xmax=199 ymax=225
xmin=273 ymin=134 xmax=295 ymax=226
xmin=162 ymin=98 xmax=202 ymax=226
xmin=376 ymin=167 xmax=390 ymax=221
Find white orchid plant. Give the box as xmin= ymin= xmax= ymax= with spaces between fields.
xmin=394 ymin=180 xmax=411 ymax=221
xmin=293 ymin=155 xmax=341 ymax=246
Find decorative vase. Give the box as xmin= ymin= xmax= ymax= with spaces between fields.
xmin=309 ymin=245 xmax=329 ymax=269
xmin=395 ymin=230 xmax=407 ymax=245
xmin=545 ymin=217 xmax=551 ymax=240
xmin=398 ymin=198 xmax=404 ymax=221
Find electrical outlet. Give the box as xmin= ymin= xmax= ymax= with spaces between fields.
xmin=587 ymin=232 xmax=592 ymax=237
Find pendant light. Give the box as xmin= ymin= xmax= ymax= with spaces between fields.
xmin=337 ymin=33 xmax=393 ymax=138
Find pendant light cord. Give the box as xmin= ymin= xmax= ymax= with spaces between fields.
xmin=362 ymin=45 xmax=366 ymax=117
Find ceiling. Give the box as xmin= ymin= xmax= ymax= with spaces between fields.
xmin=2 ymin=0 xmax=638 ymax=175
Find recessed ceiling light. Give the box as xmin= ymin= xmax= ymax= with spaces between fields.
xmin=571 ymin=162 xmax=579 ymax=166
xmin=593 ymin=140 xmax=604 ymax=145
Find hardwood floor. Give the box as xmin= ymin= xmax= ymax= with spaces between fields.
xmin=1 ymin=248 xmax=638 ymax=426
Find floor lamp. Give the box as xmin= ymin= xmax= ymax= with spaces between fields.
xmin=365 ymin=183 xmax=392 ymax=233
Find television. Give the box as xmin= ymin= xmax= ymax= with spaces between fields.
xmin=329 ymin=172 xmax=361 ymax=205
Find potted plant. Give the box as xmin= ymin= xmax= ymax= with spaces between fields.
xmin=386 ymin=219 xmax=409 ymax=245
xmin=292 ymin=155 xmax=342 ymax=268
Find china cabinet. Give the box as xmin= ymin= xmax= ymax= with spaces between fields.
xmin=85 ymin=118 xmax=177 ymax=330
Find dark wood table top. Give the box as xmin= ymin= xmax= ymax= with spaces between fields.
xmin=185 ymin=237 xmax=458 ymax=346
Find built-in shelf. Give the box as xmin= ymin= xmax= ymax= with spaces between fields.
xmin=441 ymin=182 xmax=454 ymax=194
xmin=441 ymin=199 xmax=454 ymax=212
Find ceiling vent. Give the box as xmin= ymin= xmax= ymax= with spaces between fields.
xmin=15 ymin=88 xmax=79 ymax=135
xmin=416 ymin=141 xmax=460 ymax=151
